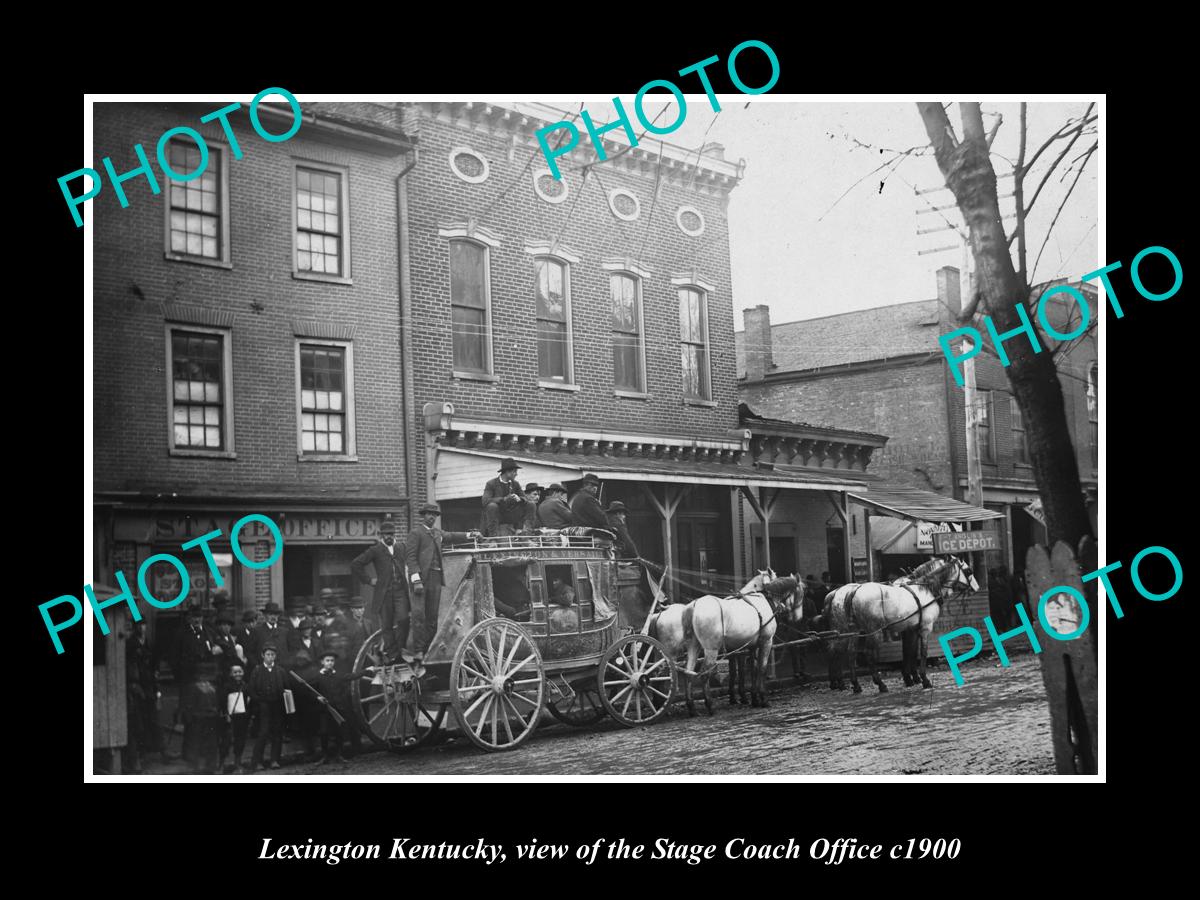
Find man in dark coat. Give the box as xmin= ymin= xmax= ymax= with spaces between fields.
xmin=311 ymin=650 xmax=361 ymax=763
xmin=211 ymin=615 xmax=241 ymax=674
xmin=180 ymin=659 xmax=222 ymax=774
xmin=236 ymin=611 xmax=258 ymax=675
xmin=248 ymin=643 xmax=289 ymax=769
xmin=605 ymin=501 xmax=640 ymax=560
xmin=341 ymin=596 xmax=371 ymax=668
xmin=406 ymin=502 xmax=479 ymax=655
xmin=350 ymin=515 xmax=407 ymax=662
xmin=172 ymin=604 xmax=214 ymax=685
xmin=124 ymin=619 xmax=160 ymax=772
xmin=481 ymin=458 xmax=535 ymax=536
xmin=286 ymin=618 xmax=324 ymax=761
xmin=537 ymin=483 xmax=574 ymax=529
xmin=570 ymin=473 xmax=609 ymax=529
xmin=251 ymin=603 xmax=289 ymax=665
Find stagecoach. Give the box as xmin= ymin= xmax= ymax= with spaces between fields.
xmin=349 ymin=530 xmax=678 ymax=752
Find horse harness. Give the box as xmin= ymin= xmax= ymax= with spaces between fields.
xmin=715 ymin=584 xmax=790 ymax=659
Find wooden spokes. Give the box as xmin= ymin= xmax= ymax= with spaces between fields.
xmin=597 ymin=634 xmax=677 ymax=727
xmin=350 ymin=629 xmax=446 ymax=751
xmin=450 ymin=618 xmax=545 ymax=752
xmin=547 ymin=683 xmax=607 ymax=727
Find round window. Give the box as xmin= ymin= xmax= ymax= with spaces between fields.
xmin=676 ymin=206 xmax=705 ymax=237
xmin=533 ymin=169 xmax=569 ymax=204
xmin=449 ymin=146 xmax=489 ymax=184
xmin=608 ymin=189 xmax=640 ymax=221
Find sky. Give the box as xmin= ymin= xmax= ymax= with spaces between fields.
xmin=563 ymin=99 xmax=1098 ymax=328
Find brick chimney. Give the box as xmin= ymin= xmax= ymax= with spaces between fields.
xmin=743 ymin=305 xmax=773 ymax=382
xmin=936 ymin=265 xmax=961 ymax=320
xmin=700 ymin=142 xmax=726 ymax=162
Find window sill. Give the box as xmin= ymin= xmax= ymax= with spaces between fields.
xmin=538 ymin=380 xmax=580 ymax=392
xmin=684 ymin=397 xmax=717 ymax=408
xmin=164 ymin=252 xmax=233 ymax=270
xmin=614 ymin=390 xmax=649 ymax=400
xmin=293 ymin=271 xmax=353 ymax=286
xmin=297 ymin=453 xmax=359 ymax=463
xmin=170 ymin=448 xmax=237 ymax=460
xmin=453 ymin=371 xmax=500 ymax=383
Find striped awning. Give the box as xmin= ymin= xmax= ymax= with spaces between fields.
xmin=847 ymin=484 xmax=1003 ymax=523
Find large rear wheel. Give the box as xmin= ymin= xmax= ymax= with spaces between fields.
xmin=351 ymin=629 xmax=446 ymax=751
xmin=450 ymin=618 xmax=545 ymax=751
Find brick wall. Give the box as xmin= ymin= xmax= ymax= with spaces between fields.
xmin=403 ymin=107 xmax=742 ymax=497
xmin=92 ymin=102 xmax=410 ymax=501
xmin=742 ymin=360 xmax=955 ymax=493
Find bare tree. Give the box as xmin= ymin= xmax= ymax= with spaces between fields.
xmin=917 ymin=102 xmax=1096 ymax=551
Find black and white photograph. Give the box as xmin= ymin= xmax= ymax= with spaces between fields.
xmin=78 ymin=91 xmax=1119 ymax=780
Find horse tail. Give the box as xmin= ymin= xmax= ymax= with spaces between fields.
xmin=646 ymin=612 xmax=658 ymax=641
xmin=681 ymin=603 xmax=695 ymax=642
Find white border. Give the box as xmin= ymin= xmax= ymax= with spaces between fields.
xmin=82 ymin=92 xmax=1104 ymax=785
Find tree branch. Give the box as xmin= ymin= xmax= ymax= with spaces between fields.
xmin=1021 ymin=103 xmax=1096 ymax=175
xmin=1030 ymin=142 xmax=1098 ymax=283
xmin=1014 ymin=103 xmax=1028 ymax=286
xmin=1024 ymin=121 xmax=1087 ymax=218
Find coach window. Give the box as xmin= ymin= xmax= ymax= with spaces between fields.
xmin=295 ymin=339 xmax=357 ymax=460
xmin=163 ymin=138 xmax=231 ymax=267
xmin=166 ymin=325 xmax=235 ymax=458
xmin=294 ymin=163 xmax=352 ymax=283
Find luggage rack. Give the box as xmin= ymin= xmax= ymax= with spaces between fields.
xmin=445 ymin=529 xmax=616 ymax=552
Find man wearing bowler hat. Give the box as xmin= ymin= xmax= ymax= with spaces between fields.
xmin=350 ymin=514 xmax=407 ymax=662
xmin=570 ymin=473 xmax=609 ymax=529
xmin=407 ymin=502 xmax=480 ymax=656
xmin=481 ymin=458 xmax=535 ymax=536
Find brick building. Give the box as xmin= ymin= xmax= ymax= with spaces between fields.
xmin=736 ymin=266 xmax=1099 ymax=586
xmin=91 ymin=101 xmax=416 ymax=645
xmin=398 ymin=102 xmax=877 ymax=606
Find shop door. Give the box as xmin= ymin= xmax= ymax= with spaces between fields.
xmin=826 ymin=527 xmax=846 ymax=584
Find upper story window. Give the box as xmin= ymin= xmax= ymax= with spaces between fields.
xmin=1010 ymin=396 xmax=1029 ymax=465
xmin=450 ymin=240 xmax=492 ymax=374
xmin=296 ymin=340 xmax=356 ymax=459
xmin=295 ymin=164 xmax=350 ymax=281
xmin=977 ymin=390 xmax=995 ymax=463
xmin=535 ymin=257 xmax=573 ymax=383
xmin=1088 ymin=363 xmax=1098 ymax=470
xmin=168 ymin=326 xmax=234 ymax=456
xmin=164 ymin=138 xmax=230 ymax=266
xmin=678 ymin=287 xmax=711 ymax=401
xmin=610 ymin=273 xmax=645 ymax=394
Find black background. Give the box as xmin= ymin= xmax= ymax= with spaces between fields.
xmin=25 ymin=22 xmax=1188 ymax=884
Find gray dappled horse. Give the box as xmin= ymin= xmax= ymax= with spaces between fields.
xmin=819 ymin=556 xmax=978 ymax=693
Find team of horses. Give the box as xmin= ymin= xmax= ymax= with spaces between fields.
xmin=643 ymin=555 xmax=979 ymax=716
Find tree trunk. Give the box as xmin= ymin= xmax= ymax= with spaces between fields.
xmin=917 ymin=103 xmax=1093 ymax=551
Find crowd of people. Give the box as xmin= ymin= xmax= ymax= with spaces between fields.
xmin=122 ymin=468 xmax=635 ymax=775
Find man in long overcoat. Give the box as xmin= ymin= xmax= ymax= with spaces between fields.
xmin=350 ymin=516 xmax=407 ymax=662
xmin=405 ymin=502 xmax=479 ymax=656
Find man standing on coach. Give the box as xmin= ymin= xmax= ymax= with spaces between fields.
xmin=406 ymin=503 xmax=479 ymax=657
xmin=350 ymin=515 xmax=406 ymax=663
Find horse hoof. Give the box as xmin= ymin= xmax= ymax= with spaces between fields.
xmin=687 ymin=705 xmax=697 ymax=718
xmin=852 ymin=685 xmax=862 ymax=694
xmin=878 ymin=684 xmax=889 ymax=693
xmin=922 ymin=681 xmax=932 ymax=690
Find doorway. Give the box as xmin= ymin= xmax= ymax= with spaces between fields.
xmin=826 ymin=527 xmax=846 ymax=584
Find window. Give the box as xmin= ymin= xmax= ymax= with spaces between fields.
xmin=535 ymin=258 xmax=572 ymax=383
xmin=450 ymin=240 xmax=491 ymax=374
xmin=295 ymin=165 xmax=350 ymax=279
xmin=1088 ymin=364 xmax=1098 ymax=469
xmin=1010 ymin=397 xmax=1029 ymax=465
xmin=296 ymin=341 xmax=356 ymax=458
xmin=610 ymin=273 xmax=644 ymax=393
xmin=168 ymin=327 xmax=232 ymax=454
xmin=976 ymin=390 xmax=995 ymax=463
xmin=679 ymin=287 xmax=711 ymax=400
xmin=164 ymin=139 xmax=229 ymax=265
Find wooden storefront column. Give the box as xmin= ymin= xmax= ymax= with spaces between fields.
xmin=739 ymin=485 xmax=780 ymax=570
xmin=640 ymin=482 xmax=690 ymax=588
xmin=824 ymin=490 xmax=853 ymax=583
xmin=863 ymin=506 xmax=875 ymax=582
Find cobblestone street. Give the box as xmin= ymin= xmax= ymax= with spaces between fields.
xmin=268 ymin=653 xmax=1054 ymax=776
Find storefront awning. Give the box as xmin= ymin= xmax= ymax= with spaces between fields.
xmin=847 ymin=484 xmax=1003 ymax=523
xmin=433 ymin=448 xmax=868 ymax=501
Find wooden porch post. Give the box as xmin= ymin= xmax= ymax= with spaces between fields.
xmin=863 ymin=506 xmax=875 ymax=582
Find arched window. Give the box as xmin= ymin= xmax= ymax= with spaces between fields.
xmin=610 ymin=273 xmax=645 ymax=394
xmin=678 ymin=286 xmax=711 ymax=400
xmin=449 ymin=239 xmax=491 ymax=374
xmin=535 ymin=257 xmax=573 ymax=383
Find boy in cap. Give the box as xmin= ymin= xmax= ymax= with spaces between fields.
xmin=537 ymin=483 xmax=575 ymax=528
xmin=570 ymin=474 xmax=609 ymax=528
xmin=350 ymin=514 xmax=406 ymax=662
xmin=312 ymin=650 xmax=360 ymax=764
xmin=481 ymin=458 xmax=535 ymax=536
xmin=248 ymin=644 xmax=288 ymax=769
xmin=407 ymin=502 xmax=480 ymax=655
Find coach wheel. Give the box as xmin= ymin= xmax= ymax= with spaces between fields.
xmin=598 ymin=634 xmax=677 ymax=727
xmin=351 ymin=629 xmax=446 ymax=751
xmin=450 ymin=618 xmax=545 ymax=752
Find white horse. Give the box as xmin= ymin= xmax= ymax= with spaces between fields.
xmin=684 ymin=571 xmax=804 ymax=716
xmin=822 ymin=555 xmax=978 ymax=693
